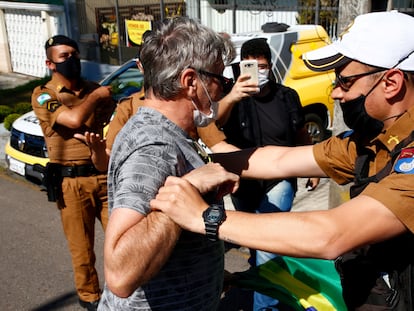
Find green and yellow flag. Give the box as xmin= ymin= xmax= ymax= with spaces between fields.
xmin=231 ymin=256 xmax=347 ymax=311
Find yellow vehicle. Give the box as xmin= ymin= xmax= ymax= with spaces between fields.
xmin=225 ymin=24 xmax=335 ymax=142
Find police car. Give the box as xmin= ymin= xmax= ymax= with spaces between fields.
xmin=4 ymin=58 xmax=143 ymax=183
xmin=5 ymin=23 xmax=334 ymax=183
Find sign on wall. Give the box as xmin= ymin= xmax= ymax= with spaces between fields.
xmin=125 ymin=20 xmax=151 ymax=47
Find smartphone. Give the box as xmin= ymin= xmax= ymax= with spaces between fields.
xmin=240 ymin=60 xmax=259 ymax=85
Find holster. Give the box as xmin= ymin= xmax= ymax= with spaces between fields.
xmin=43 ymin=162 xmax=63 ymax=202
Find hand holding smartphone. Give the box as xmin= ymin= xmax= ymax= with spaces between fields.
xmin=240 ymin=60 xmax=259 ymax=85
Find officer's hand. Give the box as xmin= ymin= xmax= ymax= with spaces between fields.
xmin=90 ymin=85 xmax=112 ymax=103
xmin=74 ymin=131 xmax=106 ymax=154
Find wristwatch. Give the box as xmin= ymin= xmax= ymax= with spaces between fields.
xmin=202 ymin=204 xmax=227 ymax=241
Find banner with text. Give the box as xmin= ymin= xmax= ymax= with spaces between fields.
xmin=125 ymin=20 xmax=152 ymax=47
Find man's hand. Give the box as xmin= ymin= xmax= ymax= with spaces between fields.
xmin=74 ymin=131 xmax=109 ymax=171
xmin=306 ymin=177 xmax=320 ymax=191
xmin=150 ymin=176 xmax=208 ymax=234
xmin=226 ymin=74 xmax=259 ymax=101
xmin=182 ymin=162 xmax=239 ymax=198
xmin=217 ymin=74 xmax=259 ymax=126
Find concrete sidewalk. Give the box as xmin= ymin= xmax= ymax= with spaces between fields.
xmin=0 ymin=72 xmax=38 ymax=90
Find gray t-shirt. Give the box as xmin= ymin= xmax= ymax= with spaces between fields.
xmin=99 ymin=107 xmax=224 ymax=311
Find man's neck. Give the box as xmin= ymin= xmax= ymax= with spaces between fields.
xmin=51 ymin=74 xmax=80 ymax=91
xmin=144 ymin=96 xmax=195 ymax=135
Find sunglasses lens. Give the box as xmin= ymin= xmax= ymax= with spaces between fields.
xmin=334 ymin=75 xmax=348 ymax=91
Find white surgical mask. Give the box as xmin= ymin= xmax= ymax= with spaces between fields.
xmin=192 ymin=79 xmax=219 ymax=127
xmin=258 ymin=69 xmax=270 ymax=88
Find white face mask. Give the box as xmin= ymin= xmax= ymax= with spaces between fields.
xmin=258 ymin=68 xmax=270 ymax=88
xmin=192 ymin=79 xmax=219 ymax=127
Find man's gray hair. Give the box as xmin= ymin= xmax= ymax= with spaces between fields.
xmin=140 ymin=17 xmax=235 ymax=99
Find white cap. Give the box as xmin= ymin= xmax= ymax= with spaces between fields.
xmin=302 ymin=11 xmax=414 ymax=72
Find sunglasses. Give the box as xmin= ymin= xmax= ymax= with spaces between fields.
xmin=197 ymin=69 xmax=234 ymax=94
xmin=334 ymin=68 xmax=385 ymax=91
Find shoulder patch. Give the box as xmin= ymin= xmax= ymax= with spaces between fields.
xmin=394 ymin=147 xmax=414 ymax=174
xmin=37 ymin=93 xmax=52 ymax=105
xmin=46 ymin=100 xmax=61 ymax=112
xmin=338 ymin=130 xmax=354 ymax=139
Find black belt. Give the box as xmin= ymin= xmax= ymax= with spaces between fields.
xmin=60 ymin=164 xmax=99 ymax=178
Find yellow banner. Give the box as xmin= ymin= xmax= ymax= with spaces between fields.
xmin=125 ymin=20 xmax=152 ymax=47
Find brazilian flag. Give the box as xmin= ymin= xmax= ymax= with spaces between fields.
xmin=230 ymin=256 xmax=347 ymax=311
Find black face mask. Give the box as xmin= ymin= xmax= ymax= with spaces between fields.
xmin=340 ymin=95 xmax=384 ymax=140
xmin=339 ymin=71 xmax=386 ymax=140
xmin=54 ymin=55 xmax=81 ymax=80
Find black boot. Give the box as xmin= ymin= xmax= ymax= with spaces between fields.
xmin=79 ymin=298 xmax=100 ymax=311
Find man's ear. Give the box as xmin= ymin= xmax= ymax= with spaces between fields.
xmin=181 ymin=68 xmax=198 ymax=97
xmin=383 ymin=69 xmax=405 ymax=100
xmin=45 ymin=59 xmax=55 ymax=71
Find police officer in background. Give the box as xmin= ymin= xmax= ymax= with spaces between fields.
xmin=31 ymin=35 xmax=115 ymax=311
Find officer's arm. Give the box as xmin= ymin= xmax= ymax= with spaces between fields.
xmin=104 ymin=207 xmax=180 ymax=298
xmin=212 ymin=145 xmax=326 ymax=179
xmin=151 ymin=179 xmax=407 ymax=260
xmin=56 ymin=85 xmax=112 ymax=129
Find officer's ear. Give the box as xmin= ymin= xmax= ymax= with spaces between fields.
xmin=383 ymin=69 xmax=405 ymax=100
xmin=45 ymin=59 xmax=54 ymax=71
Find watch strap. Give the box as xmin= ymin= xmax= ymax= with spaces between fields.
xmin=203 ymin=204 xmax=226 ymax=242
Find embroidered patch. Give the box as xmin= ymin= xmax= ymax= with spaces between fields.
xmin=395 ymin=148 xmax=414 ymax=174
xmin=339 ymin=130 xmax=353 ymax=139
xmin=37 ymin=93 xmax=52 ymax=105
xmin=46 ymin=100 xmax=61 ymax=112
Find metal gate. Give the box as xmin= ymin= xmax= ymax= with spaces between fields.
xmin=4 ymin=9 xmax=48 ymax=77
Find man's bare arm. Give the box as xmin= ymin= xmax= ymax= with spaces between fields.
xmin=104 ymin=208 xmax=180 ymax=298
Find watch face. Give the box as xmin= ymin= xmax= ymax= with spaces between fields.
xmin=206 ymin=209 xmax=221 ymax=222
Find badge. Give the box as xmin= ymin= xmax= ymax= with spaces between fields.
xmin=46 ymin=100 xmax=61 ymax=112
xmin=37 ymin=93 xmax=52 ymax=105
xmin=394 ymin=148 xmax=414 ymax=174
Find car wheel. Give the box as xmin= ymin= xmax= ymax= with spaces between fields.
xmin=304 ymin=113 xmax=328 ymax=144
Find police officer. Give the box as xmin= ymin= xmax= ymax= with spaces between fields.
xmin=151 ymin=11 xmax=414 ymax=310
xmin=31 ymin=35 xmax=115 ymax=310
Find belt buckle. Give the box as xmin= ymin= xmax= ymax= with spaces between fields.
xmin=66 ymin=166 xmax=75 ymax=177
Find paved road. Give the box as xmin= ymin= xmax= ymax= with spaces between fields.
xmin=0 ymin=170 xmax=253 ymax=310
xmin=0 ymin=164 xmax=329 ymax=311
xmin=1 ymin=72 xmax=331 ymax=310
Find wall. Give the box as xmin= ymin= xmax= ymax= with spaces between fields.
xmin=0 ymin=1 xmax=66 ymax=76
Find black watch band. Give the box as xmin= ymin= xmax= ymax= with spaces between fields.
xmin=202 ymin=204 xmax=226 ymax=242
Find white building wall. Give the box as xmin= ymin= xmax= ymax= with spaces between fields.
xmin=0 ymin=1 xmax=66 ymax=76
xmin=197 ymin=0 xmax=298 ymax=34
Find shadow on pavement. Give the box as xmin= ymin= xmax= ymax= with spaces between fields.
xmin=30 ymin=291 xmax=78 ymax=311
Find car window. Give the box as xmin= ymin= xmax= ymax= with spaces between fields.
xmin=102 ymin=63 xmax=144 ymax=101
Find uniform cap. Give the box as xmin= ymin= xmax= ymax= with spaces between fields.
xmin=302 ymin=11 xmax=414 ymax=72
xmin=45 ymin=35 xmax=79 ymax=52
